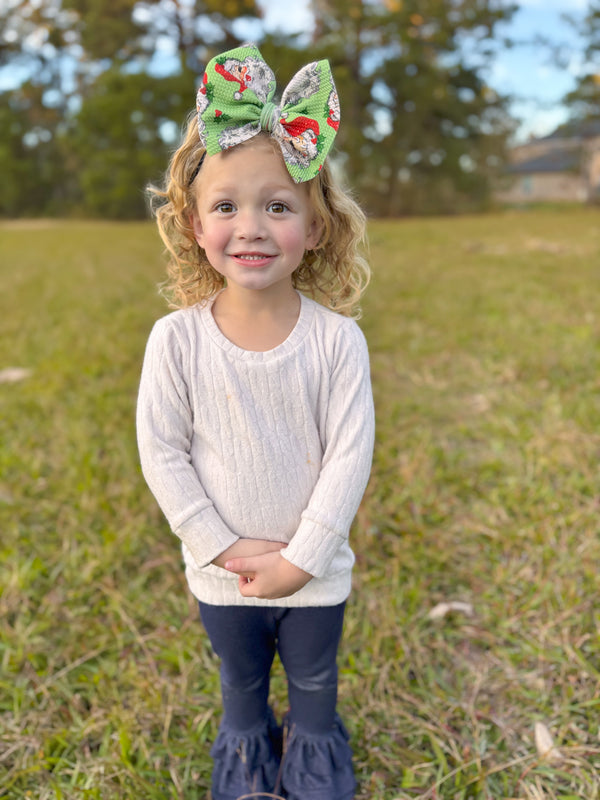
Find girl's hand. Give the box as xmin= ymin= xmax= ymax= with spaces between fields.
xmin=212 ymin=539 xmax=286 ymax=569
xmin=224 ymin=550 xmax=312 ymax=599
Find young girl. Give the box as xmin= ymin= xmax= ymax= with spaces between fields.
xmin=137 ymin=43 xmax=374 ymax=800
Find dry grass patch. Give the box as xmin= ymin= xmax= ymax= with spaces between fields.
xmin=1 ymin=211 xmax=599 ymax=799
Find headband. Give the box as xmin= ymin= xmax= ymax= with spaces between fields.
xmin=194 ymin=43 xmax=340 ymax=183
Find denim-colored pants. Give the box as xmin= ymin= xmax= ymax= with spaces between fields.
xmin=199 ymin=602 xmax=355 ymax=800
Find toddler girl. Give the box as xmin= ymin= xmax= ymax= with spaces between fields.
xmin=137 ymin=43 xmax=374 ymax=800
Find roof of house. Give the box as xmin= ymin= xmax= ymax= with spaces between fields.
xmin=540 ymin=119 xmax=600 ymax=142
xmin=507 ymin=146 xmax=582 ymax=175
xmin=543 ymin=118 xmax=600 ymax=141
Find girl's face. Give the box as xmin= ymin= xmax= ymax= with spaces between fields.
xmin=192 ymin=137 xmax=321 ymax=298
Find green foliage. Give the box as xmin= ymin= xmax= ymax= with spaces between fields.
xmin=296 ymin=0 xmax=517 ymax=215
xmin=0 ymin=0 xmax=517 ymax=218
xmin=1 ymin=212 xmax=599 ymax=798
xmin=0 ymin=0 xmax=263 ymax=219
xmin=582 ymin=0 xmax=600 ymax=57
xmin=61 ymin=0 xmax=142 ymax=60
xmin=69 ymin=69 xmax=194 ymax=218
xmin=0 ymin=84 xmax=69 ymax=217
xmin=563 ymin=0 xmax=600 ymax=121
xmin=564 ymin=73 xmax=600 ymax=122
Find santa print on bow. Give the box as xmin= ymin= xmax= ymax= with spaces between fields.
xmin=215 ymin=61 xmax=250 ymax=97
xmin=195 ymin=44 xmax=341 ymax=183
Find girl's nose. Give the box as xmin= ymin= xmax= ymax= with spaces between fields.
xmin=235 ymin=209 xmax=265 ymax=239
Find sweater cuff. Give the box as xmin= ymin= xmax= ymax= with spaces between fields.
xmin=174 ymin=506 xmax=239 ymax=568
xmin=281 ymin=514 xmax=344 ymax=578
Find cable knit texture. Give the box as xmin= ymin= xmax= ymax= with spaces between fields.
xmin=137 ymin=292 xmax=374 ymax=607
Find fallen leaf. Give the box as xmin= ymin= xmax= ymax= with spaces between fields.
xmin=428 ymin=601 xmax=474 ymax=620
xmin=0 ymin=367 xmax=32 ymax=384
xmin=534 ymin=721 xmax=562 ymax=763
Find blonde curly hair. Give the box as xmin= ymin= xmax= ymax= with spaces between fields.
xmin=149 ymin=112 xmax=370 ymax=317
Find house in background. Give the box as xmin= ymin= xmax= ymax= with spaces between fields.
xmin=496 ymin=119 xmax=600 ymax=204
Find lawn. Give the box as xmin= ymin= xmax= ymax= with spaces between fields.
xmin=1 ymin=210 xmax=599 ymax=799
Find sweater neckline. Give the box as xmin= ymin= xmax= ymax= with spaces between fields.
xmin=199 ymin=292 xmax=315 ymax=361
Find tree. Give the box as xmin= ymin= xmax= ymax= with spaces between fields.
xmin=69 ymin=69 xmax=194 ymax=217
xmin=0 ymin=0 xmax=518 ymax=217
xmin=0 ymin=0 xmax=263 ymax=218
xmin=0 ymin=82 xmax=70 ymax=216
xmin=295 ymin=0 xmax=517 ymax=215
xmin=563 ymin=0 xmax=600 ymax=122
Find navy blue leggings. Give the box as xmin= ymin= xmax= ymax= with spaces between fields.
xmin=199 ymin=602 xmax=346 ymax=733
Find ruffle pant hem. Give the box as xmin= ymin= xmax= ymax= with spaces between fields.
xmin=210 ymin=708 xmax=355 ymax=800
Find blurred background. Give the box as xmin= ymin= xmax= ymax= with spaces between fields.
xmin=2 ymin=6 xmax=600 ymax=797
xmin=0 ymin=0 xmax=598 ymax=219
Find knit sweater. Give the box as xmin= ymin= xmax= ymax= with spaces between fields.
xmin=136 ymin=292 xmax=374 ymax=607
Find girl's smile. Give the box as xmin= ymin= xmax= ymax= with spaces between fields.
xmin=229 ymin=252 xmax=277 ymax=266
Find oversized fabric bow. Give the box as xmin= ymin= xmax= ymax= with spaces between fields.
xmin=195 ymin=43 xmax=340 ymax=183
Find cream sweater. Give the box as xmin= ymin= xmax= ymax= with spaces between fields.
xmin=136 ymin=293 xmax=374 ymax=607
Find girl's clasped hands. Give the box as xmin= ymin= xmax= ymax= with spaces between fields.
xmin=213 ymin=538 xmax=312 ymax=598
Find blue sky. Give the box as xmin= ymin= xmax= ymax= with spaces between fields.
xmin=486 ymin=0 xmax=591 ymax=140
xmin=259 ymin=0 xmax=592 ymax=142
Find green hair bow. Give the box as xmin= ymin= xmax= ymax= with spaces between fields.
xmin=195 ymin=43 xmax=340 ymax=183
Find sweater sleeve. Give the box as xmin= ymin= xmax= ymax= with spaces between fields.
xmin=136 ymin=317 xmax=239 ymax=567
xmin=281 ymin=321 xmax=374 ymax=578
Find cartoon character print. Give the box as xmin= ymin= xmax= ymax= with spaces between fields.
xmin=280 ymin=62 xmax=320 ymax=106
xmin=214 ymin=56 xmax=274 ymax=103
xmin=218 ymin=121 xmax=260 ymax=151
xmin=327 ymin=90 xmax=340 ymax=131
xmin=275 ymin=115 xmax=320 ymax=169
xmin=196 ymin=73 xmax=211 ymax=143
xmin=196 ymin=46 xmax=339 ymax=179
xmin=272 ymin=62 xmax=330 ymax=170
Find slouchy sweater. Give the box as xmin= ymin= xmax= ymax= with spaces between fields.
xmin=136 ymin=292 xmax=374 ymax=607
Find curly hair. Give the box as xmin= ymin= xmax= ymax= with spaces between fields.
xmin=149 ymin=113 xmax=370 ymax=318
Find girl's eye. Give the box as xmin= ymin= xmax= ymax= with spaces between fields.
xmin=215 ymin=202 xmax=235 ymax=213
xmin=268 ymin=201 xmax=289 ymax=214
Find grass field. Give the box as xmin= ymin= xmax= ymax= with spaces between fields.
xmin=1 ymin=210 xmax=599 ymax=799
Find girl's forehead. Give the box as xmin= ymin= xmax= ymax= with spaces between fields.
xmin=197 ymin=137 xmax=307 ymax=194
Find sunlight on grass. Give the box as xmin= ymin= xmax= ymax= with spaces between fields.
xmin=1 ymin=212 xmax=599 ymax=798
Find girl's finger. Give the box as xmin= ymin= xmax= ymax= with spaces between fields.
xmin=225 ymin=557 xmax=252 ymax=573
xmin=239 ymin=575 xmax=257 ymax=594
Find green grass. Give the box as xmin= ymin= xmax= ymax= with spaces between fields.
xmin=1 ymin=210 xmax=599 ymax=799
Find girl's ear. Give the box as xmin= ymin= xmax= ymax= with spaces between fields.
xmin=191 ymin=212 xmax=204 ymax=247
xmin=305 ymin=215 xmax=324 ymax=251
